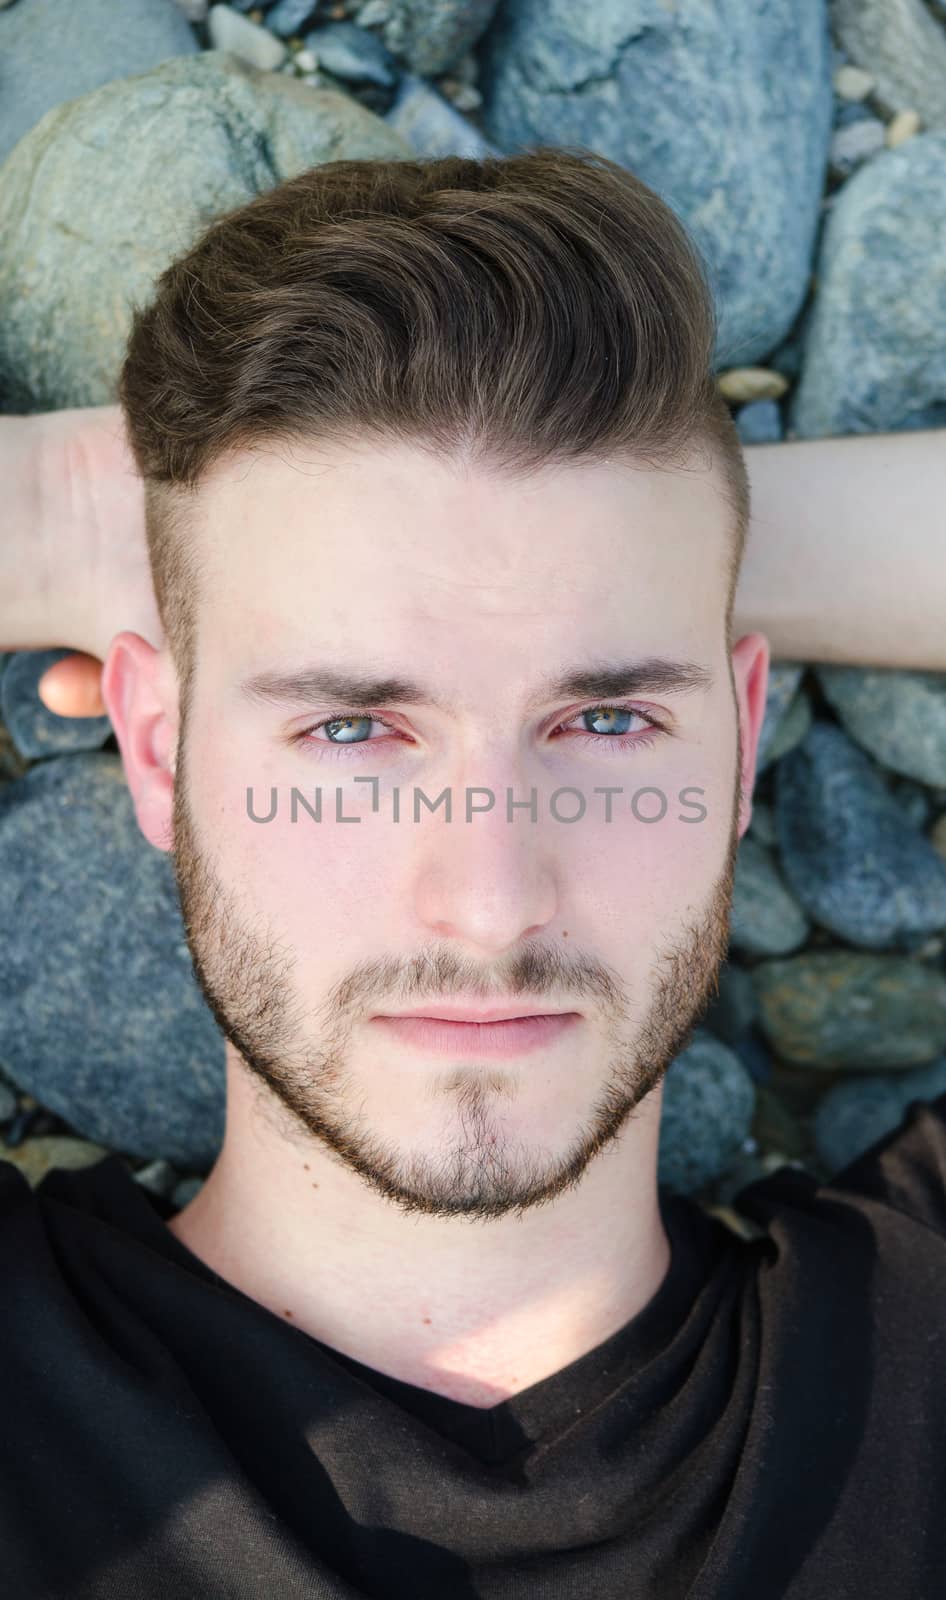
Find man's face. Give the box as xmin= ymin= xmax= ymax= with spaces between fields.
xmin=167 ymin=438 xmax=755 ymax=1220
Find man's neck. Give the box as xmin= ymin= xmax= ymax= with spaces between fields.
xmin=166 ymin=1066 xmax=672 ymax=1409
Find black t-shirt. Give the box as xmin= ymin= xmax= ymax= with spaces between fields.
xmin=3 ymin=1094 xmax=946 ymax=1599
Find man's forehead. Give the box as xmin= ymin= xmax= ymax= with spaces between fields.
xmin=189 ymin=437 xmax=734 ymax=659
xmin=194 ymin=435 xmax=730 ymax=539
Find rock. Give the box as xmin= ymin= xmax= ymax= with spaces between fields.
xmin=931 ymin=812 xmax=946 ymax=867
xmin=753 ymin=951 xmax=946 ymax=1068
xmin=207 ymin=5 xmax=287 ymax=69
xmin=0 ymin=649 xmax=113 ymax=760
xmin=0 ymin=51 xmax=413 ymax=411
xmin=790 ymin=130 xmax=946 ymax=438
xmin=302 ymin=20 xmax=397 ymax=87
xmin=833 ymin=64 xmax=876 ymax=102
xmin=701 ymin=961 xmax=760 ymax=1048
xmin=813 ymin=1055 xmax=946 ymax=1174
xmin=775 ymin=720 xmax=946 ymax=948
xmin=750 ymin=1083 xmax=808 ymax=1160
xmin=815 ymin=666 xmax=946 ymax=786
xmin=829 ymin=115 xmax=886 ymax=175
xmin=829 ymin=0 xmax=946 ymax=128
xmin=889 ymin=775 xmax=933 ymax=831
xmin=355 ymin=1 xmax=392 ymax=27
xmin=132 ymin=1157 xmax=179 ymax=1197
xmin=717 ymin=368 xmax=788 ymax=404
xmin=657 ymin=1030 xmax=756 ymax=1196
xmin=747 ymin=799 xmax=777 ymax=849
xmin=172 ymin=1174 xmax=206 ymax=1208
xmin=0 ymin=1081 xmax=16 ymax=1123
xmin=730 ymin=1031 xmax=773 ymax=1088
xmin=0 ymin=753 xmax=226 ymax=1170
xmin=760 ymin=686 xmax=811 ymax=769
xmin=755 ymin=663 xmax=804 ymax=771
xmin=265 ymin=0 xmax=319 ymax=37
xmin=729 ymin=835 xmax=810 ymax=957
xmin=2 ymin=1136 xmax=110 ymax=1188
xmin=887 ymin=108 xmax=921 ymax=148
xmin=371 ymin=0 xmax=499 ymax=80
xmin=0 ymin=0 xmax=198 ymax=168
xmin=384 ymin=69 xmax=501 ymax=157
xmin=735 ymin=398 xmax=784 ymax=445
xmin=702 ymin=1203 xmax=766 ymax=1242
xmin=477 ymin=0 xmax=833 ymax=367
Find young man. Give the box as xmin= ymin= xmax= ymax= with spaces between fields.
xmin=2 ymin=148 xmax=945 ymax=1598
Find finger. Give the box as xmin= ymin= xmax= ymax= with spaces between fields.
xmin=38 ymin=653 xmax=107 ymax=718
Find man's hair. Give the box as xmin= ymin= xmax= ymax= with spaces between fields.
xmin=117 ymin=145 xmax=748 ymax=694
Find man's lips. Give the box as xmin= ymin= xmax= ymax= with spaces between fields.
xmin=370 ymin=1011 xmax=582 ymax=1058
xmin=375 ymin=1003 xmax=577 ymax=1023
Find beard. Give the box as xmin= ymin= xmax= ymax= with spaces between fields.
xmin=171 ymin=737 xmax=741 ymax=1222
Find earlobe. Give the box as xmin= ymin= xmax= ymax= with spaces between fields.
xmin=101 ymin=631 xmax=178 ymax=853
xmin=731 ymin=631 xmax=771 ymax=838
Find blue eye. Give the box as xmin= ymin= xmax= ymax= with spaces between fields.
xmin=292 ymin=703 xmax=666 ymax=761
xmin=322 ymin=715 xmax=375 ymax=744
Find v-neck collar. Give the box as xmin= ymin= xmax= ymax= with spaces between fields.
xmin=39 ymin=1154 xmax=738 ymax=1465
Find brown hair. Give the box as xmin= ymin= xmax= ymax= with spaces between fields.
xmin=117 ymin=144 xmax=748 ymax=692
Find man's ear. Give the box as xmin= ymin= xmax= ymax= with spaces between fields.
xmin=731 ymin=631 xmax=770 ymax=839
xmin=101 ymin=631 xmax=178 ymax=854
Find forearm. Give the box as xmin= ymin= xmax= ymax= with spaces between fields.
xmin=0 ymin=405 xmax=157 ymax=658
xmin=735 ymin=430 xmax=946 ymax=670
xmin=0 ymin=411 xmax=81 ymax=650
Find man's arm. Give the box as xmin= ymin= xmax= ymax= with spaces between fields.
xmin=0 ymin=410 xmax=944 ymax=720
xmin=735 ymin=429 xmax=946 ymax=671
xmin=1 ymin=406 xmax=159 ymax=715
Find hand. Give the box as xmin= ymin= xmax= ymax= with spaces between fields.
xmin=36 ymin=652 xmax=112 ymax=719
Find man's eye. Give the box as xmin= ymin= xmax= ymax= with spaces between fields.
xmin=314 ymin=715 xmax=383 ymax=745
xmin=292 ymin=704 xmax=665 ymax=758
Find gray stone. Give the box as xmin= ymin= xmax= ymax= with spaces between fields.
xmin=265 ymin=0 xmax=319 ymax=37
xmin=0 ymin=1080 xmax=16 ymax=1122
xmin=2 ymin=1136 xmax=111 ymax=1188
xmin=813 ymin=1055 xmax=946 ymax=1175
xmin=0 ymin=753 xmax=226 ymax=1169
xmin=207 ymin=5 xmax=287 ymax=70
xmin=0 ymin=649 xmax=113 ymax=760
xmin=700 ymin=961 xmax=760 ymax=1048
xmin=830 ymin=0 xmax=946 ymax=127
xmin=889 ymin=775 xmax=934 ymax=831
xmin=747 ymin=799 xmax=777 ymax=848
xmin=172 ymin=1173 xmax=206 ymax=1208
xmin=729 ymin=835 xmax=810 ymax=957
xmin=753 ymin=951 xmax=946 ymax=1069
xmin=476 ymin=0 xmax=833 ymax=367
xmin=775 ymin=720 xmax=946 ymax=948
xmin=790 ymin=130 xmax=946 ymax=438
xmin=815 ymin=666 xmax=946 ymax=787
xmin=302 ymin=20 xmax=397 ymax=87
xmin=373 ymin=0 xmax=499 ymax=79
xmin=657 ymin=1029 xmax=756 ymax=1196
xmin=735 ymin=399 xmax=784 ymax=445
xmin=756 ymin=663 xmax=804 ymax=771
xmin=731 ymin=1031 xmax=773 ymax=1088
xmin=829 ymin=114 xmax=886 ymax=176
xmin=131 ymin=1157 xmax=179 ymax=1197
xmin=0 ymin=0 xmax=197 ymax=168
xmin=0 ymin=51 xmax=413 ymax=411
xmin=385 ymin=70 xmax=501 ymax=157
xmin=761 ymin=687 xmax=812 ymax=770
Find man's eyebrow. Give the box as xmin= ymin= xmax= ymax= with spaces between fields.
xmin=238 ymin=658 xmax=714 ymax=712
